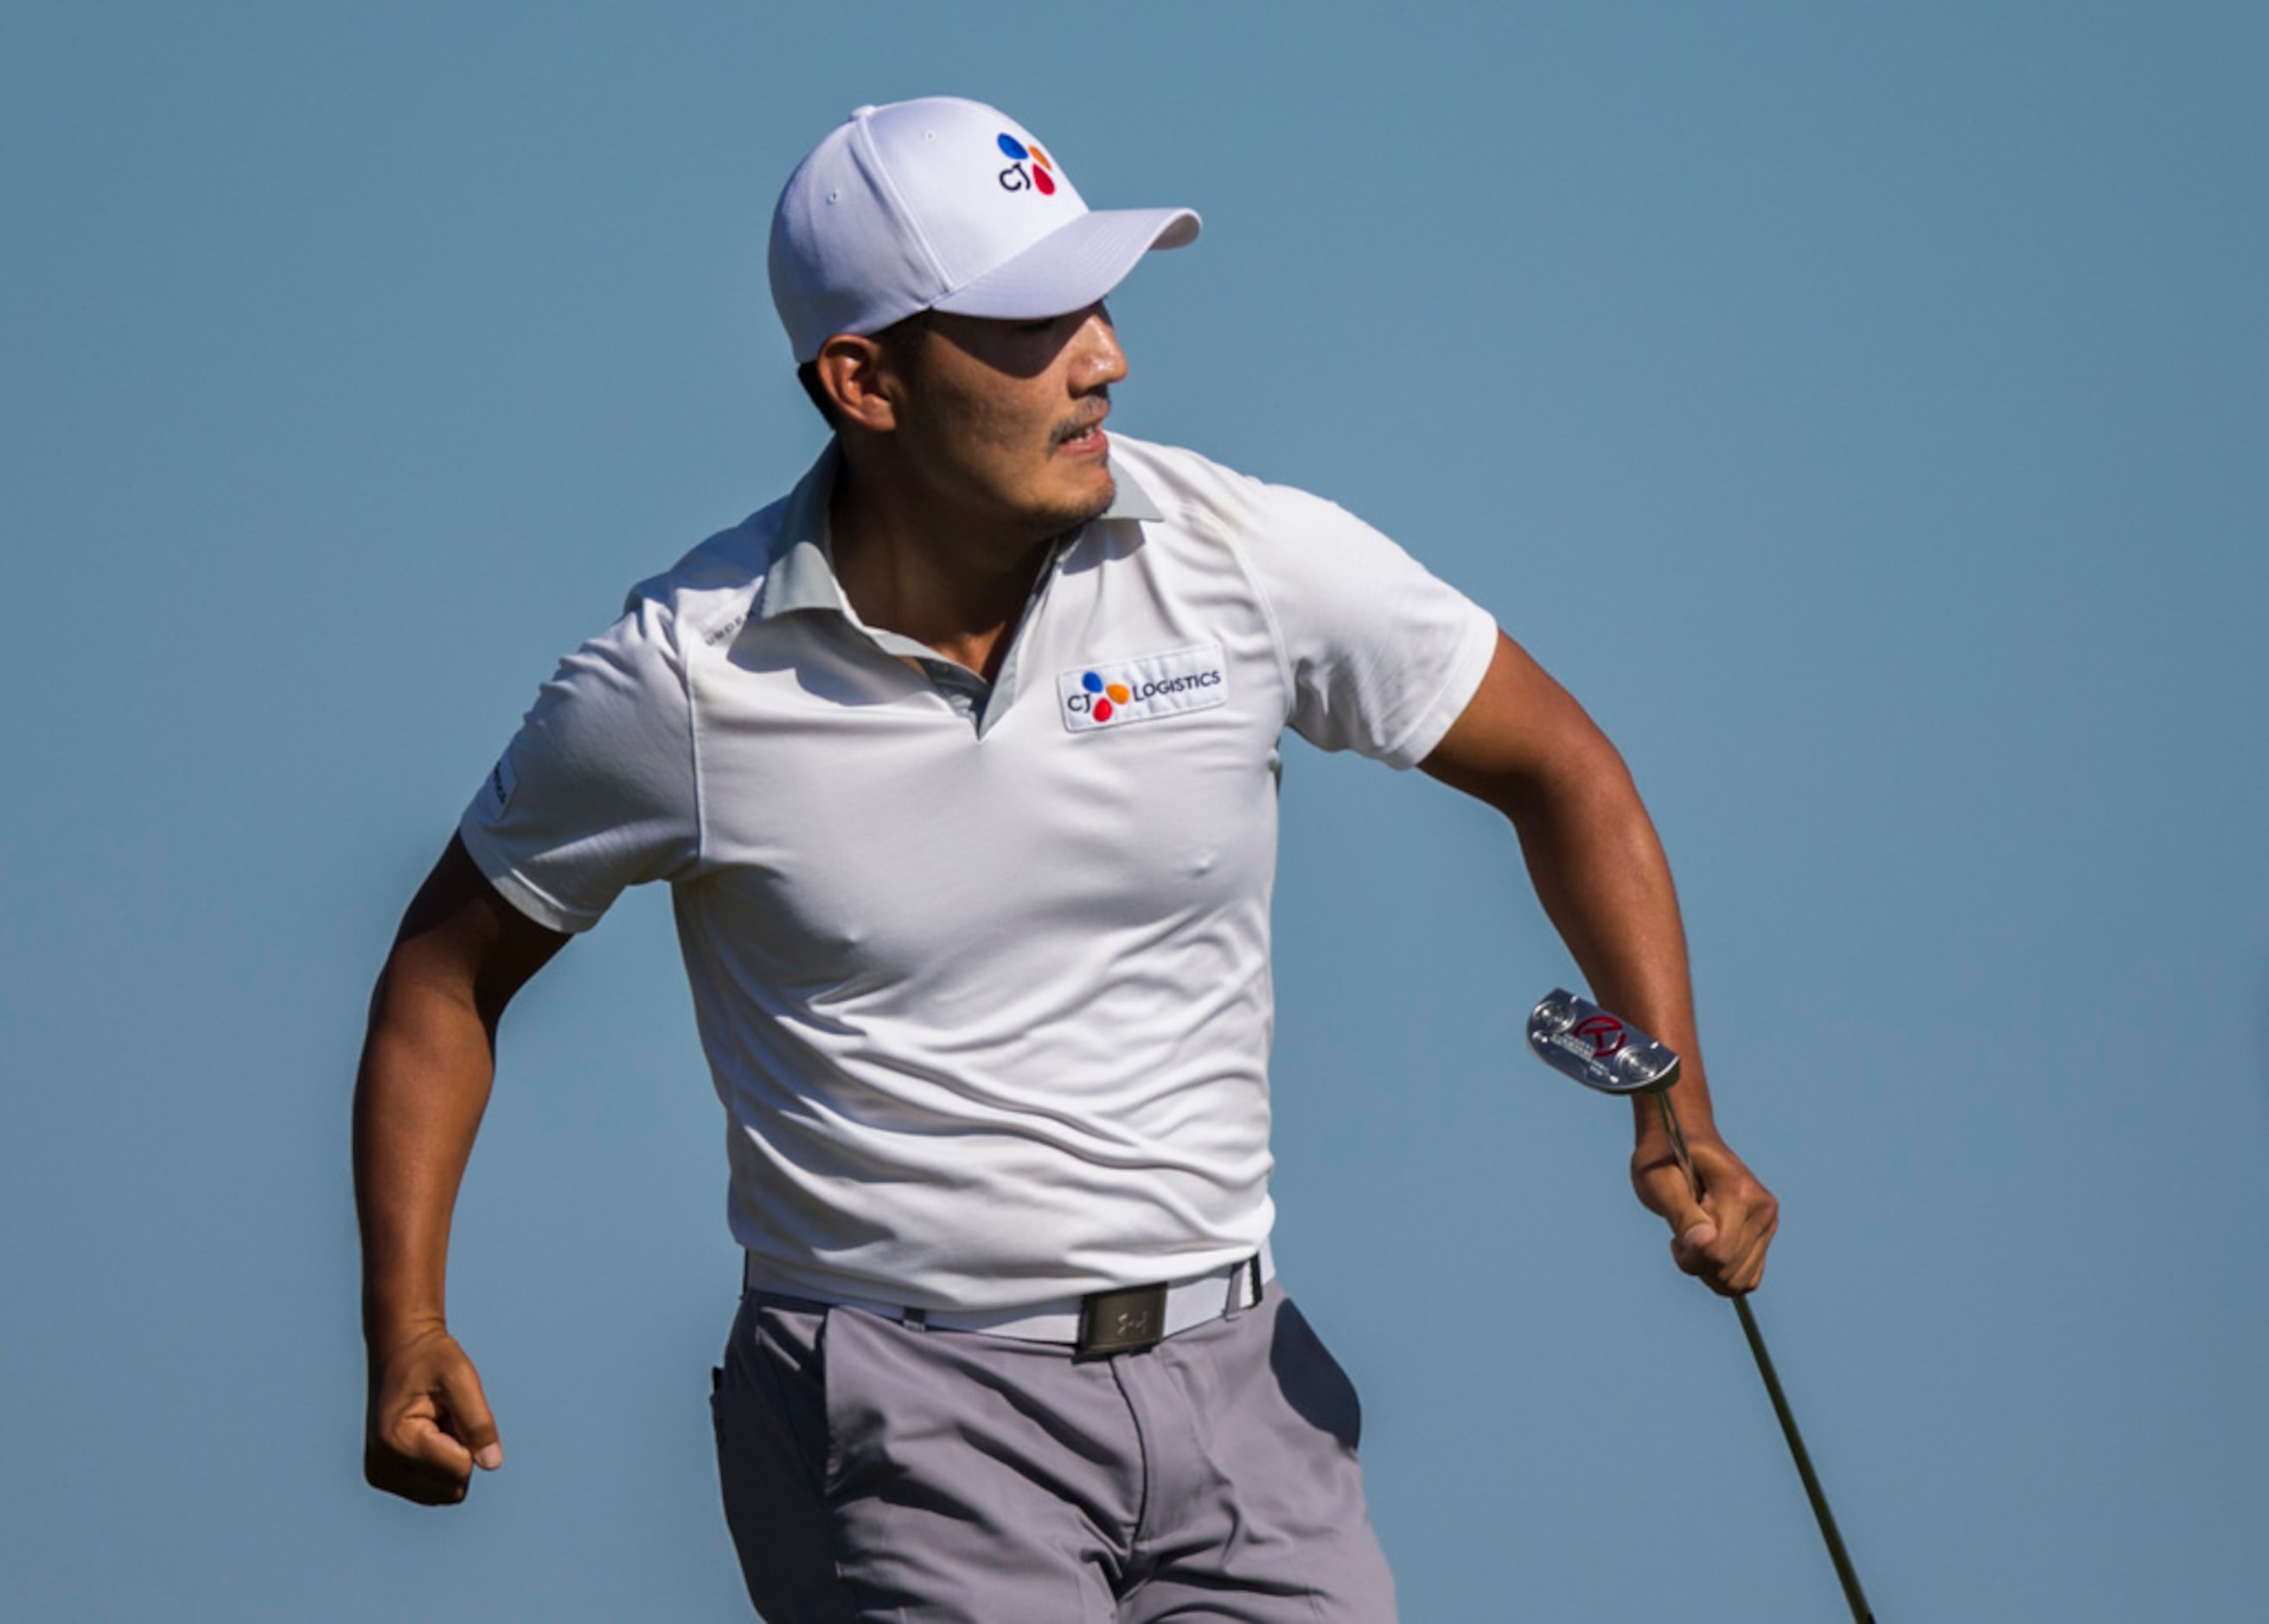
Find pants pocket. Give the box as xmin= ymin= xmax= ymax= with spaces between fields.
xmin=713 ymin=1297 xmax=858 ymax=1621
xmin=1271 ymin=1297 xmax=1365 ymax=1455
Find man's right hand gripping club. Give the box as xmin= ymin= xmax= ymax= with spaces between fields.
xmin=355 ymin=835 xmax=569 ymax=1505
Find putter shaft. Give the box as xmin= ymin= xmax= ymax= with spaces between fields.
xmin=1653 ymin=1090 xmax=1877 ymax=1624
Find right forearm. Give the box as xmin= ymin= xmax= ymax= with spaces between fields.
xmin=355 ymin=838 xmax=564 ymax=1502
xmin=353 ymin=966 xmax=497 ymax=1350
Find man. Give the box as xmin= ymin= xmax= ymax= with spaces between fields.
xmin=356 ymin=97 xmax=1777 ymax=1621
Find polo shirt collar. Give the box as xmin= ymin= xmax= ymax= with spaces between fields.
xmin=1101 ymin=459 xmax=1164 ymax=523
xmin=757 ymin=439 xmax=1163 ymax=624
xmin=757 ymin=443 xmax=852 ymax=621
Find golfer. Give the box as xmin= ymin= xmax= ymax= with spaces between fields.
xmin=355 ymin=96 xmax=1779 ymax=1621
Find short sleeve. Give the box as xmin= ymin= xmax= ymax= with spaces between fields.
xmin=457 ymin=596 xmax=700 ymax=932
xmin=1237 ymin=481 xmax=1499 ymax=767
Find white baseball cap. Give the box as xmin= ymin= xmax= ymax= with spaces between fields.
xmin=768 ymin=97 xmax=1201 ymax=363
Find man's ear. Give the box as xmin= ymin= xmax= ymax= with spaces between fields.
xmin=814 ymin=334 xmax=903 ymax=434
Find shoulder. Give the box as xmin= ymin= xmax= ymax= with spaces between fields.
xmin=614 ymin=498 xmax=786 ymax=658
xmin=522 ymin=496 xmax=788 ymax=727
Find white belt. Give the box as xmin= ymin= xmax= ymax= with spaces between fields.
xmin=741 ymin=1240 xmax=1276 ymax=1349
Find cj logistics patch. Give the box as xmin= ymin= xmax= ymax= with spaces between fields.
xmin=1058 ymin=643 xmax=1228 ymax=732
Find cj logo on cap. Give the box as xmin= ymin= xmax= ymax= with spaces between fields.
xmin=996 ymin=132 xmax=1058 ymax=195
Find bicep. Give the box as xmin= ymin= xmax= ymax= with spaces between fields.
xmin=1417 ymin=632 xmax=1630 ymax=819
xmin=386 ymin=834 xmax=572 ymax=1031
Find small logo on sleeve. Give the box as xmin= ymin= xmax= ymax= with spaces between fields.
xmin=1058 ymin=643 xmax=1228 ymax=732
xmin=483 ymin=751 xmax=518 ymax=814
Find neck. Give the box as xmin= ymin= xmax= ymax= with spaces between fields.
xmin=828 ymin=451 xmax=1077 ymax=684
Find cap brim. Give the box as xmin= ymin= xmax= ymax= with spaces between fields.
xmin=930 ymin=207 xmax=1200 ymax=322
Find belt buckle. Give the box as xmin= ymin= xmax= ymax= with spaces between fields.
xmin=1077 ymin=1283 xmax=1169 ymax=1356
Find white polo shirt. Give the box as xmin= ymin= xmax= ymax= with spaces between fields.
xmin=460 ymin=436 xmax=1498 ymax=1311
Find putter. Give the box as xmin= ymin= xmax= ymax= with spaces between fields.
xmin=1526 ymin=989 xmax=1878 ymax=1624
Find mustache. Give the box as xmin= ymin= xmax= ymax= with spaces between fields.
xmin=1051 ymin=388 xmax=1111 ymax=444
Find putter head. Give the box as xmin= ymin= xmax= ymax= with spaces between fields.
xmin=1526 ymin=989 xmax=1682 ymax=1096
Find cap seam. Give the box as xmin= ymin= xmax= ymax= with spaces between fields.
xmin=850 ymin=110 xmax=954 ymax=301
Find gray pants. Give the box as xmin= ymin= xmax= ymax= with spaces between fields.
xmin=711 ymin=1281 xmax=1399 ymax=1622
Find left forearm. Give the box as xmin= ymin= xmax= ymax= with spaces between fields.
xmin=1503 ymin=748 xmax=1719 ymax=1149
xmin=1421 ymin=632 xmax=1774 ymax=1286
xmin=1416 ymin=633 xmax=1720 ymax=1151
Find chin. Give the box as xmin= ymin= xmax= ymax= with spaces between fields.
xmin=1077 ymin=467 xmax=1118 ymax=523
xmin=1027 ymin=468 xmax=1116 ymax=535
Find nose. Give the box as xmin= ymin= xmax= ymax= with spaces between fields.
xmin=1072 ymin=305 xmax=1128 ymax=390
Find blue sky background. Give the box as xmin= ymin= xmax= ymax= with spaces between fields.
xmin=4 ymin=4 xmax=2264 ymax=1620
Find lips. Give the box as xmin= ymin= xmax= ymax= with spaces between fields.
xmin=1053 ymin=403 xmax=1109 ymax=450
